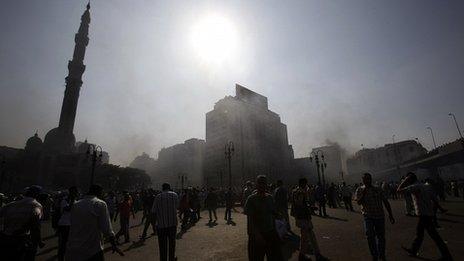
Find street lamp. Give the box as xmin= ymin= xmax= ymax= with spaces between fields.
xmin=426 ymin=127 xmax=437 ymax=149
xmin=310 ymin=150 xmax=327 ymax=186
xmin=309 ymin=151 xmax=321 ymax=184
xmin=448 ymin=113 xmax=463 ymax=140
xmin=225 ymin=141 xmax=234 ymax=189
xmin=86 ymin=144 xmax=103 ymax=187
xmin=178 ymin=174 xmax=188 ymax=190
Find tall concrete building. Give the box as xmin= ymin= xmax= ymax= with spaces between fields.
xmin=44 ymin=3 xmax=91 ymax=154
xmin=154 ymin=138 xmax=205 ymax=188
xmin=204 ymin=84 xmax=294 ymax=187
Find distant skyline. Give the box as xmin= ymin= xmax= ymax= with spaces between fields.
xmin=1 ymin=0 xmax=463 ymax=165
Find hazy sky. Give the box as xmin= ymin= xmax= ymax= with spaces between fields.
xmin=1 ymin=0 xmax=463 ymax=165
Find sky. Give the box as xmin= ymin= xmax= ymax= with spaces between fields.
xmin=1 ymin=0 xmax=463 ymax=165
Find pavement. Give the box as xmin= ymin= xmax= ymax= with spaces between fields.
xmin=36 ymin=198 xmax=464 ymax=261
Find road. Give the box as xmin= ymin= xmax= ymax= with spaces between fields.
xmin=36 ymin=198 xmax=464 ymax=261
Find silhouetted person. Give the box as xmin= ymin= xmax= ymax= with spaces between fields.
xmin=398 ymin=173 xmax=453 ymax=261
xmin=57 ymin=186 xmax=78 ymax=261
xmin=292 ymin=178 xmax=329 ymax=261
xmin=244 ymin=175 xmax=284 ymax=261
xmin=153 ymin=183 xmax=179 ymax=261
xmin=341 ymin=182 xmax=354 ymax=211
xmin=104 ymin=191 xmax=117 ymax=220
xmin=314 ymin=182 xmax=327 ymax=217
xmin=274 ymin=180 xmax=290 ymax=230
xmin=140 ymin=189 xmax=157 ymax=241
xmin=224 ymin=187 xmax=234 ymax=223
xmin=114 ymin=193 xmax=135 ymax=243
xmin=242 ymin=181 xmax=254 ymax=206
xmin=355 ymin=173 xmax=395 ymax=261
xmin=66 ymin=185 xmax=120 ymax=261
xmin=0 ymin=185 xmax=44 ymax=261
xmin=205 ymin=187 xmax=218 ymax=222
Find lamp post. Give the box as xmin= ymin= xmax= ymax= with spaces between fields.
xmin=86 ymin=144 xmax=103 ymax=187
xmin=310 ymin=150 xmax=327 ymax=186
xmin=426 ymin=127 xmax=437 ymax=149
xmin=309 ymin=151 xmax=320 ymax=184
xmin=178 ymin=174 xmax=187 ymax=190
xmin=225 ymin=141 xmax=234 ymax=189
xmin=448 ymin=113 xmax=463 ymax=140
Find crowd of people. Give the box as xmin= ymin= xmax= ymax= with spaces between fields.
xmin=0 ymin=173 xmax=461 ymax=261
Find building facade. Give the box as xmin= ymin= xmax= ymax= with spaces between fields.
xmin=152 ymin=138 xmax=205 ymax=188
xmin=347 ymin=139 xmax=427 ymax=179
xmin=204 ymin=84 xmax=294 ymax=188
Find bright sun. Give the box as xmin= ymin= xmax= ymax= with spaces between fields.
xmin=190 ymin=14 xmax=238 ymax=65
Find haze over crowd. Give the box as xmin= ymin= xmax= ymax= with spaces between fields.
xmin=1 ymin=0 xmax=463 ymax=165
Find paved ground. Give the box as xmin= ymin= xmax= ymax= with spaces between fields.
xmin=36 ymin=198 xmax=464 ymax=261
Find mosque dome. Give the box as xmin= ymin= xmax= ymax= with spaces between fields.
xmin=25 ymin=133 xmax=43 ymax=153
xmin=43 ymin=127 xmax=76 ymax=154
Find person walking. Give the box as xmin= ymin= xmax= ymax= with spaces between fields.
xmin=152 ymin=183 xmax=179 ymax=261
xmin=0 ymin=185 xmax=44 ymax=261
xmin=140 ymin=189 xmax=157 ymax=241
xmin=314 ymin=182 xmax=327 ymax=217
xmin=398 ymin=173 xmax=453 ymax=261
xmin=205 ymin=187 xmax=218 ymax=222
xmin=242 ymin=181 xmax=254 ymax=206
xmin=65 ymin=185 xmax=121 ymax=261
xmin=114 ymin=193 xmax=135 ymax=244
xmin=104 ymin=191 xmax=117 ymax=220
xmin=341 ymin=182 xmax=354 ymax=212
xmin=355 ymin=173 xmax=395 ymax=261
xmin=57 ymin=186 xmax=78 ymax=261
xmin=224 ymin=187 xmax=234 ymax=223
xmin=274 ymin=180 xmax=290 ymax=230
xmin=291 ymin=178 xmax=329 ymax=261
xmin=244 ymin=175 xmax=284 ymax=261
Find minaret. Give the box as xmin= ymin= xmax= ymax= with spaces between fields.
xmin=44 ymin=3 xmax=91 ymax=153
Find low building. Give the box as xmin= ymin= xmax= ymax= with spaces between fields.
xmin=346 ymin=139 xmax=427 ymax=180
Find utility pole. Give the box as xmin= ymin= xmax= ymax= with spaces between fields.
xmin=86 ymin=144 xmax=103 ymax=188
xmin=225 ymin=141 xmax=234 ymax=188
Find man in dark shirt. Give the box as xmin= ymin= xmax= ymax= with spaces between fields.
xmin=224 ymin=188 xmax=234 ymax=223
xmin=244 ymin=175 xmax=283 ymax=261
xmin=274 ymin=180 xmax=290 ymax=230
xmin=205 ymin=187 xmax=219 ymax=222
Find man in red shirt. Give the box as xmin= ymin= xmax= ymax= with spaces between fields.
xmin=114 ymin=193 xmax=135 ymax=243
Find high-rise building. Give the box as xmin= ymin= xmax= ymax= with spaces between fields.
xmin=204 ymin=84 xmax=294 ymax=187
xmin=44 ymin=3 xmax=91 ymax=154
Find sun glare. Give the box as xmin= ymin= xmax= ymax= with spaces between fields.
xmin=190 ymin=14 xmax=238 ymax=65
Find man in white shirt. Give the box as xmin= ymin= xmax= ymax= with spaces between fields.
xmin=152 ymin=183 xmax=179 ymax=261
xmin=66 ymin=185 xmax=121 ymax=261
xmin=57 ymin=186 xmax=78 ymax=261
xmin=398 ymin=173 xmax=453 ymax=261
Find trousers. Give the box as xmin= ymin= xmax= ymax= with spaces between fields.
xmin=411 ymin=216 xmax=452 ymax=259
xmin=364 ymin=217 xmax=385 ymax=258
xmin=157 ymin=226 xmax=177 ymax=261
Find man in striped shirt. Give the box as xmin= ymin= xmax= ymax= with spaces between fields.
xmin=152 ymin=183 xmax=179 ymax=261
